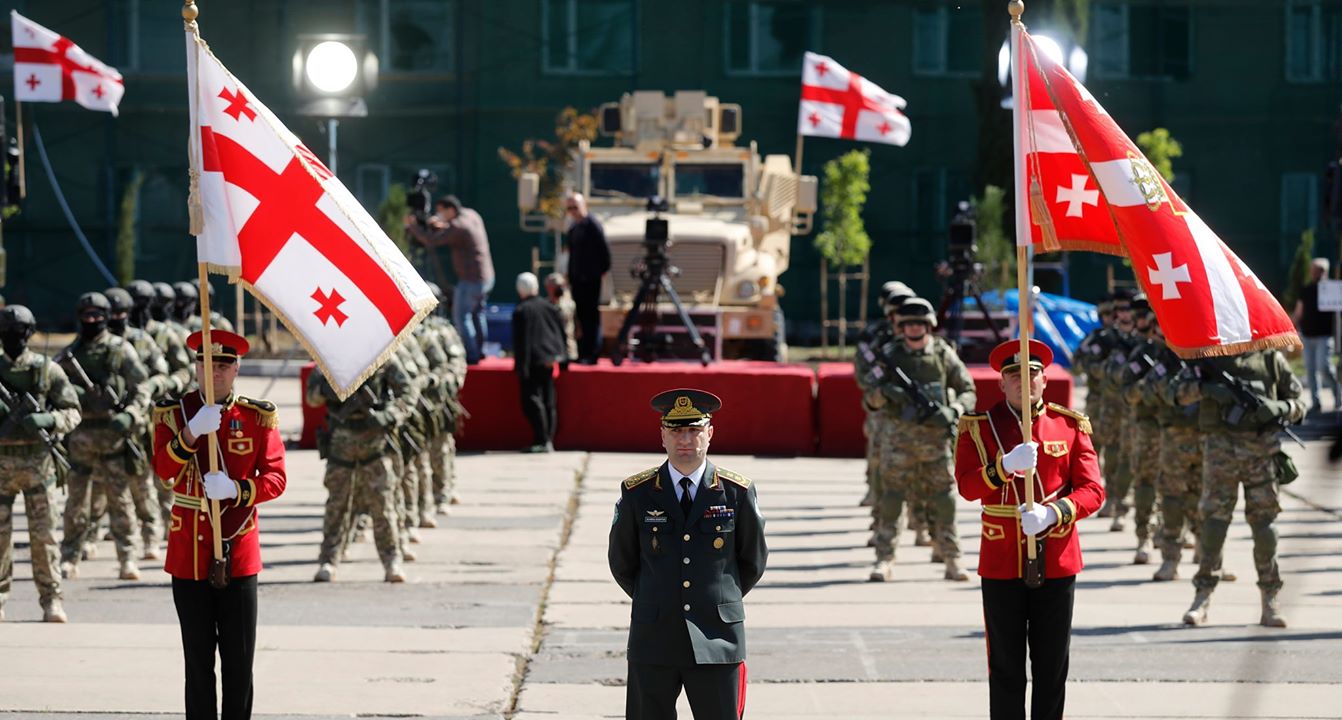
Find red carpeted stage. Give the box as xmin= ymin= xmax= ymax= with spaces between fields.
xmin=300 ymin=358 xmax=1072 ymax=458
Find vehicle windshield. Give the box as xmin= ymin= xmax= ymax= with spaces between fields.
xmin=590 ymin=163 xmax=660 ymax=199
xmin=674 ymin=163 xmax=745 ymax=199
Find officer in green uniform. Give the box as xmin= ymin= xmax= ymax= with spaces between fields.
xmin=608 ymin=389 xmax=767 ymax=720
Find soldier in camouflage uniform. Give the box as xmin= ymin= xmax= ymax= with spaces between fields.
xmin=868 ymin=298 xmax=976 ymax=582
xmin=1145 ymin=325 xmax=1205 ymax=582
xmin=56 ymin=292 xmax=153 ymax=581
xmin=309 ymin=356 xmax=414 ymax=583
xmin=0 ymin=306 xmax=81 ymax=623
xmin=1175 ymin=350 xmax=1305 ymax=627
xmin=1072 ymin=295 xmax=1114 ymax=472
xmin=855 ymin=283 xmax=911 ymax=511
xmin=392 ymin=340 xmax=433 ymax=546
xmin=425 ymin=283 xmax=468 ymax=513
xmin=81 ymin=287 xmax=173 ymax=560
xmin=175 ymin=281 xmax=235 ymax=333
xmin=1097 ymin=291 xmax=1138 ymax=530
xmin=152 ymin=282 xmax=190 ymax=340
xmin=1113 ymin=295 xmax=1162 ymax=564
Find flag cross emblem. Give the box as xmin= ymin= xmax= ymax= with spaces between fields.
xmin=14 ymin=36 xmax=83 ymax=98
xmin=801 ymin=68 xmax=895 ymax=140
xmin=1056 ymin=174 xmax=1099 ymax=218
xmin=1148 ymin=252 xmax=1192 ymax=300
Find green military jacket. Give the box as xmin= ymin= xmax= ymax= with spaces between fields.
xmin=1174 ymin=350 xmax=1305 ymax=434
xmin=58 ymin=331 xmax=152 ymax=426
xmin=879 ymin=338 xmax=976 ymax=428
xmin=608 ymin=460 xmax=767 ymax=666
xmin=1118 ymin=334 xmax=1163 ymax=421
xmin=0 ymin=349 xmax=82 ymax=446
xmin=307 ymin=356 xmax=415 ymax=465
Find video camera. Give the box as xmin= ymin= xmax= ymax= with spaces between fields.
xmin=631 ymin=196 xmax=675 ymax=282
xmin=937 ymin=200 xmax=982 ymax=281
xmin=408 ymin=168 xmax=438 ymax=225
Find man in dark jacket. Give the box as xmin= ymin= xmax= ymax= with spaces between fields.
xmin=608 ymin=389 xmax=768 ymax=720
xmin=511 ymin=273 xmax=567 ymax=453
xmin=563 ymin=193 xmax=610 ymax=364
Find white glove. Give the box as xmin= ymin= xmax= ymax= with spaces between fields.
xmin=187 ymin=404 xmax=223 ymax=439
xmin=1018 ymin=503 xmax=1058 ymax=537
xmin=1002 ymin=441 xmax=1038 ymax=475
xmin=203 ymin=471 xmax=238 ymax=500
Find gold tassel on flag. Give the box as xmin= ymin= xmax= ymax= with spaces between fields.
xmin=1029 ymin=176 xmax=1061 ymax=253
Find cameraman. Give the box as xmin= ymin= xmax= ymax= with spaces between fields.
xmin=406 ymin=195 xmax=495 ymax=364
xmin=563 ymin=193 xmax=610 ymax=364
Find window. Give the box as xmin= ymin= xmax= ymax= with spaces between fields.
xmin=913 ymin=5 xmax=983 ymax=77
xmin=127 ymin=0 xmax=187 ymax=73
xmin=1281 ymin=172 xmax=1318 ymax=241
xmin=356 ymin=164 xmax=391 ymax=214
xmin=1286 ymin=0 xmax=1342 ymax=82
xmin=912 ymin=168 xmax=970 ymax=234
xmin=725 ymin=1 xmax=816 ymax=76
xmin=1090 ymin=2 xmax=1190 ymax=79
xmin=674 ymin=164 xmax=745 ymax=199
xmin=361 ymin=0 xmax=455 ymax=74
xmin=589 ymin=163 xmax=660 ymax=199
xmin=542 ymin=0 xmax=635 ymax=75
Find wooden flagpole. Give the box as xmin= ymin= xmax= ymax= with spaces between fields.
xmin=15 ymin=101 xmax=26 ymax=200
xmin=1008 ymin=0 xmax=1041 ymax=579
xmin=184 ymin=0 xmax=225 ymax=564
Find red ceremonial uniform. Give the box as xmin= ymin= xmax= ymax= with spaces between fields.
xmin=954 ymin=400 xmax=1105 ymax=580
xmin=152 ymin=391 xmax=286 ymax=580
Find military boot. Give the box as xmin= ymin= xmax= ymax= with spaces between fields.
xmin=930 ymin=546 xmax=944 ymax=563
xmin=435 ymin=501 xmax=452 ymax=516
xmin=944 ymin=558 xmax=968 ymax=582
xmin=119 ymin=560 xmax=141 ymax=581
xmin=82 ymin=542 xmax=98 ymax=560
xmin=407 ymin=527 xmax=422 ymax=544
xmin=313 ymin=563 xmax=336 ymax=582
xmin=450 ymin=490 xmax=463 ymax=505
xmin=402 ymin=546 xmax=417 ymax=562
xmin=1182 ymin=589 xmax=1213 ymax=626
xmin=1109 ymin=515 xmax=1125 ymax=532
xmin=914 ymin=529 xmax=931 ymax=547
xmin=142 ymin=543 xmax=161 ymax=561
xmin=60 ymin=561 xmax=79 ymax=579
xmin=1153 ymin=557 xmax=1179 ymax=581
xmin=43 ymin=599 xmax=68 ymax=623
xmin=859 ymin=488 xmax=875 ymax=507
xmin=868 ymin=560 xmax=893 ymax=582
xmin=1133 ymin=539 xmax=1151 ymax=565
xmin=1260 ymin=589 xmax=1287 ymax=628
xmin=385 ymin=562 xmax=407 ymax=583
xmin=418 ymin=515 xmax=438 ymax=529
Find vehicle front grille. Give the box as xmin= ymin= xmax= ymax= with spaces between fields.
xmin=610 ymin=240 xmax=724 ymax=304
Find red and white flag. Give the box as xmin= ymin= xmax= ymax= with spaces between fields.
xmin=1013 ymin=27 xmax=1299 ymax=358
xmin=11 ymin=11 xmax=124 ymax=115
xmin=186 ymin=27 xmax=435 ymax=398
xmin=798 ymin=52 xmax=910 ymax=147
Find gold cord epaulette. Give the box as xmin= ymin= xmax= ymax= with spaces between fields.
xmin=236 ymin=396 xmax=279 ymax=429
xmin=152 ymin=397 xmax=178 ymax=430
xmin=1047 ymin=402 xmax=1092 ymax=435
xmin=957 ymin=412 xmax=987 ymax=435
xmin=716 ymin=467 xmax=752 ymax=489
xmin=622 ymin=467 xmax=658 ymax=490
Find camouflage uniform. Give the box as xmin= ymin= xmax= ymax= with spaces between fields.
xmin=426 ymin=316 xmax=467 ymax=510
xmin=309 ymin=359 xmax=413 ymax=581
xmin=1175 ymin=350 xmax=1305 ymax=627
xmin=870 ymin=335 xmax=976 ymax=580
xmin=854 ymin=318 xmax=894 ymax=510
xmin=1073 ymin=321 xmax=1114 ymax=470
xmin=0 ymin=345 xmax=81 ymax=620
xmin=1098 ymin=326 xmax=1140 ymax=526
xmin=186 ymin=311 xmax=235 ymax=334
xmin=1148 ymin=345 xmax=1204 ymax=579
xmin=392 ymin=341 xmax=432 ymax=543
xmin=57 ymin=331 xmax=152 ymax=577
xmin=1116 ymin=328 xmax=1163 ymax=561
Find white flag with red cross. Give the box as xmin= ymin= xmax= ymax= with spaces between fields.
xmin=797 ymin=52 xmax=910 ymax=147
xmin=186 ymin=27 xmax=435 ymax=398
xmin=1013 ymin=26 xmax=1299 ymax=358
xmin=11 ymin=11 xmax=124 ymax=115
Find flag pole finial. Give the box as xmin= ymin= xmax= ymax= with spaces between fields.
xmin=183 ymin=1 xmax=199 ymax=23
xmin=1009 ymin=1 xmax=1024 ymax=21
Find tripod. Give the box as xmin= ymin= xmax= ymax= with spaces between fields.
xmin=938 ymin=268 xmax=1004 ymax=352
xmin=611 ymin=252 xmax=712 ymax=367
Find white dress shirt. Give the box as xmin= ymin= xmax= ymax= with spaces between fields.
xmin=671 ymin=460 xmax=708 ymax=504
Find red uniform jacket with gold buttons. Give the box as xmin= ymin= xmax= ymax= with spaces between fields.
xmin=954 ymin=401 xmax=1104 ymax=580
xmin=152 ymin=391 xmax=286 ymax=581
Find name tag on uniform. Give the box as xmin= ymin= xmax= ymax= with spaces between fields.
xmin=704 ymin=505 xmax=734 ymax=519
xmin=1043 ymin=440 xmax=1068 ymax=457
xmin=227 ymin=437 xmax=254 ymax=455
xmin=644 ymin=510 xmax=668 ymax=524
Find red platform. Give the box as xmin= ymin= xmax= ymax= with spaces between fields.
xmin=814 ymin=363 xmax=1074 ymax=458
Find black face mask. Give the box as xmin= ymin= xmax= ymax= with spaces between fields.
xmin=150 ymin=302 xmax=169 ymax=322
xmin=174 ymin=300 xmax=196 ymax=322
xmin=79 ymin=319 xmax=107 ymax=340
xmin=107 ymin=316 xmax=128 ymax=335
xmin=129 ymin=305 xmax=150 ymax=329
xmin=1 ymin=330 xmax=29 ymax=359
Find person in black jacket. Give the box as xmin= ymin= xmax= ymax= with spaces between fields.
xmin=511 ymin=273 xmax=567 ymax=453
xmin=563 ymin=193 xmax=611 ymax=364
xmin=608 ymin=389 xmax=768 ymax=720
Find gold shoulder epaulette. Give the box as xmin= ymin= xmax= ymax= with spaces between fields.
xmin=1047 ymin=402 xmax=1092 ymax=435
xmin=957 ymin=412 xmax=987 ymax=435
xmin=622 ymin=467 xmax=658 ymax=490
xmin=153 ymin=397 xmax=179 ymax=430
xmin=716 ymin=467 xmax=752 ymax=489
xmin=237 ymin=396 xmax=279 ymax=429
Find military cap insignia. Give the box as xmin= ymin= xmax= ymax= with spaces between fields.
xmin=623 ymin=467 xmax=658 ymax=490
xmin=651 ymin=388 xmax=722 ymax=428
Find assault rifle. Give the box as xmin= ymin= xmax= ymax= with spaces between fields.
xmin=889 ymin=366 xmax=940 ymax=423
xmin=1205 ymin=366 xmax=1305 ymax=449
xmin=54 ymin=350 xmax=148 ymax=470
xmin=0 ymin=380 xmax=72 ymax=484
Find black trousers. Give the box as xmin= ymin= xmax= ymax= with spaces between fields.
xmin=172 ymin=575 xmax=258 ymax=720
xmin=626 ymin=661 xmax=746 ymax=720
xmin=981 ymin=575 xmax=1075 ymax=720
xmin=572 ymin=280 xmax=603 ymax=362
xmin=518 ymin=365 xmax=557 ymax=445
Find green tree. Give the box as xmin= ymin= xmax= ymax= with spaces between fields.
xmin=115 ymin=169 xmax=144 ymax=286
xmin=1136 ymin=128 xmax=1184 ymax=183
xmin=498 ymin=107 xmax=599 ymax=221
xmin=974 ymin=184 xmax=1014 ymax=292
xmin=1283 ymin=228 xmax=1316 ymax=311
xmin=378 ymin=182 xmax=410 ymax=255
xmin=814 ymin=149 xmax=872 ymax=267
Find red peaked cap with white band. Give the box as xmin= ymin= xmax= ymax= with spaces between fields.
xmin=185 ymin=329 xmax=250 ymax=360
xmin=988 ymin=339 xmax=1053 ymax=374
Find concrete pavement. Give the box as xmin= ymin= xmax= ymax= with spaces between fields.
xmin=0 ymin=376 xmax=1339 ymax=718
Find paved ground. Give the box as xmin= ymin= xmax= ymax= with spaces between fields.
xmin=1 ymin=376 xmax=1339 ymax=718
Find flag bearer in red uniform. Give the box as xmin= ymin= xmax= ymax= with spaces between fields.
xmin=955 ymin=339 xmax=1105 ymax=720
xmin=152 ymin=330 xmax=286 ymax=720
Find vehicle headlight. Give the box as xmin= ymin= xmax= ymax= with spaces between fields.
xmin=736 ymin=280 xmax=757 ymax=299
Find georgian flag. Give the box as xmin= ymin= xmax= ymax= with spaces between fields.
xmin=1014 ymin=27 xmax=1299 ymax=358
xmin=798 ymin=52 xmax=910 ymax=146
xmin=186 ymin=28 xmax=435 ymax=398
xmin=11 ymin=11 xmax=124 ymax=115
